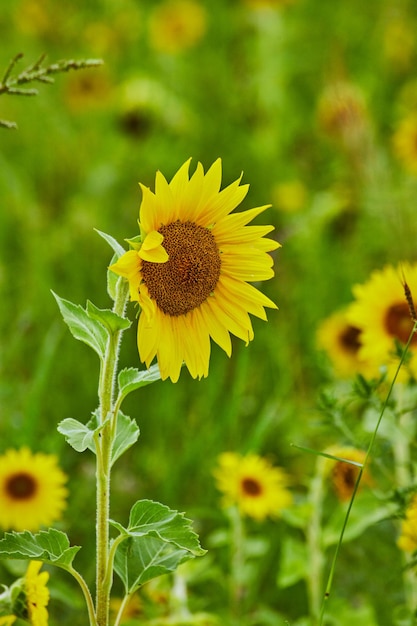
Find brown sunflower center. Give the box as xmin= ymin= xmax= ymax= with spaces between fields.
xmin=339 ymin=325 xmax=361 ymax=354
xmin=241 ymin=477 xmax=263 ymax=497
xmin=6 ymin=472 xmax=37 ymax=500
xmin=332 ymin=463 xmax=359 ymax=501
xmin=141 ymin=220 xmax=221 ymax=317
xmin=384 ymin=302 xmax=416 ymax=345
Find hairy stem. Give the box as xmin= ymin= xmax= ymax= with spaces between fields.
xmin=306 ymin=465 xmax=325 ymax=624
xmin=95 ymin=277 xmax=129 ymax=626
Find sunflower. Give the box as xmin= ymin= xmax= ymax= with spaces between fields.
xmin=213 ymin=452 xmax=292 ymax=521
xmin=24 ymin=561 xmax=49 ymax=626
xmin=0 ymin=448 xmax=68 ymax=531
xmin=316 ymin=308 xmax=377 ymax=379
xmin=110 ymin=159 xmax=279 ymax=382
xmin=398 ymin=494 xmax=417 ymax=552
xmin=322 ymin=447 xmax=370 ymax=502
xmin=347 ymin=263 xmax=417 ymax=379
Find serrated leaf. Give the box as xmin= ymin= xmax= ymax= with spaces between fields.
xmin=0 ymin=529 xmax=80 ymax=570
xmin=111 ymin=500 xmax=205 ymax=592
xmin=86 ymin=300 xmax=131 ymax=334
xmin=117 ymin=365 xmax=161 ymax=402
xmin=95 ymin=229 xmax=126 ymax=257
xmin=112 ymin=500 xmax=205 ymax=556
xmin=52 ymin=292 xmax=108 ymax=360
xmin=58 ymin=412 xmax=139 ymax=463
xmin=57 ymin=417 xmax=100 ymax=454
xmin=113 ymin=535 xmax=191 ymax=593
xmin=111 ymin=412 xmax=140 ymax=466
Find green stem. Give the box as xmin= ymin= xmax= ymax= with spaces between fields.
xmin=95 ymin=278 xmax=129 ymax=626
xmin=68 ymin=567 xmax=97 ymax=626
xmin=306 ymin=464 xmax=325 ymax=624
xmin=392 ymin=386 xmax=417 ymax=614
xmin=113 ymin=592 xmax=133 ymax=626
xmin=229 ymin=506 xmax=245 ymax=619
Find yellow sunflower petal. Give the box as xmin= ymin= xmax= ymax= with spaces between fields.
xmin=138 ymin=184 xmax=161 ymax=233
xmin=137 ymin=306 xmax=159 ymax=366
xmin=213 ymin=222 xmax=275 ymax=244
xmin=218 ymin=275 xmax=277 ymax=319
xmin=199 ymin=299 xmax=232 ymax=356
xmin=214 ymin=204 xmax=270 ymax=233
xmin=109 ymin=249 xmax=140 ymax=278
xmin=197 ymin=177 xmax=249 ymax=226
xmin=206 ymin=295 xmax=254 ymax=344
xmin=221 ymin=249 xmax=275 ymax=281
xmin=156 ymin=313 xmax=183 ymax=382
xmin=138 ymin=231 xmax=169 ymax=262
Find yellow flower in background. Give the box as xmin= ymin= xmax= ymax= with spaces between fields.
xmin=25 ymin=561 xmax=49 ymax=626
xmin=0 ymin=448 xmax=68 ymax=531
xmin=148 ymin=0 xmax=207 ymax=54
xmin=14 ymin=0 xmax=59 ymax=39
xmin=110 ymin=594 xmax=142 ymax=623
xmin=383 ymin=16 xmax=415 ymax=72
xmin=272 ymin=180 xmax=307 ymax=214
xmin=63 ymin=68 xmax=113 ymax=113
xmin=347 ymin=263 xmax=417 ymax=379
xmin=0 ymin=617 xmax=16 ymax=626
xmin=316 ymin=308 xmax=377 ymax=379
xmin=398 ymin=495 xmax=417 ymax=552
xmin=323 ymin=447 xmax=369 ymax=502
xmin=317 ymin=81 xmax=368 ymax=149
xmin=393 ymin=114 xmax=417 ymax=176
xmin=110 ymin=159 xmax=279 ymax=382
xmin=213 ymin=452 xmax=292 ymax=521
xmin=243 ymin=0 xmax=295 ymax=8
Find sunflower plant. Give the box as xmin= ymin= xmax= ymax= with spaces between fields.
xmin=0 ymin=159 xmax=279 ymax=626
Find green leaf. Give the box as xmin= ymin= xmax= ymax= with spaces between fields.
xmin=112 ymin=500 xmax=205 ymax=593
xmin=0 ymin=529 xmax=80 ymax=570
xmin=58 ymin=411 xmax=139 ymax=463
xmin=57 ymin=417 xmax=100 ymax=454
xmin=126 ymin=500 xmax=204 ymax=554
xmin=86 ymin=300 xmax=131 ymax=334
xmin=95 ymin=229 xmax=126 ymax=257
xmin=111 ymin=412 xmax=140 ymax=466
xmin=95 ymin=231 xmax=126 ymax=301
xmin=117 ymin=365 xmax=161 ymax=402
xmin=52 ymin=292 xmax=108 ymax=360
xmin=114 ymin=536 xmax=191 ymax=593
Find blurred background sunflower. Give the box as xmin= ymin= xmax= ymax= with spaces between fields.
xmin=0 ymin=448 xmax=68 ymax=531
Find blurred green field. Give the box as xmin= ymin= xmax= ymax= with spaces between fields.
xmin=2 ymin=0 xmax=417 ymax=624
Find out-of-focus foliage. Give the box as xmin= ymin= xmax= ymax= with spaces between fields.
xmin=2 ymin=0 xmax=417 ymax=624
